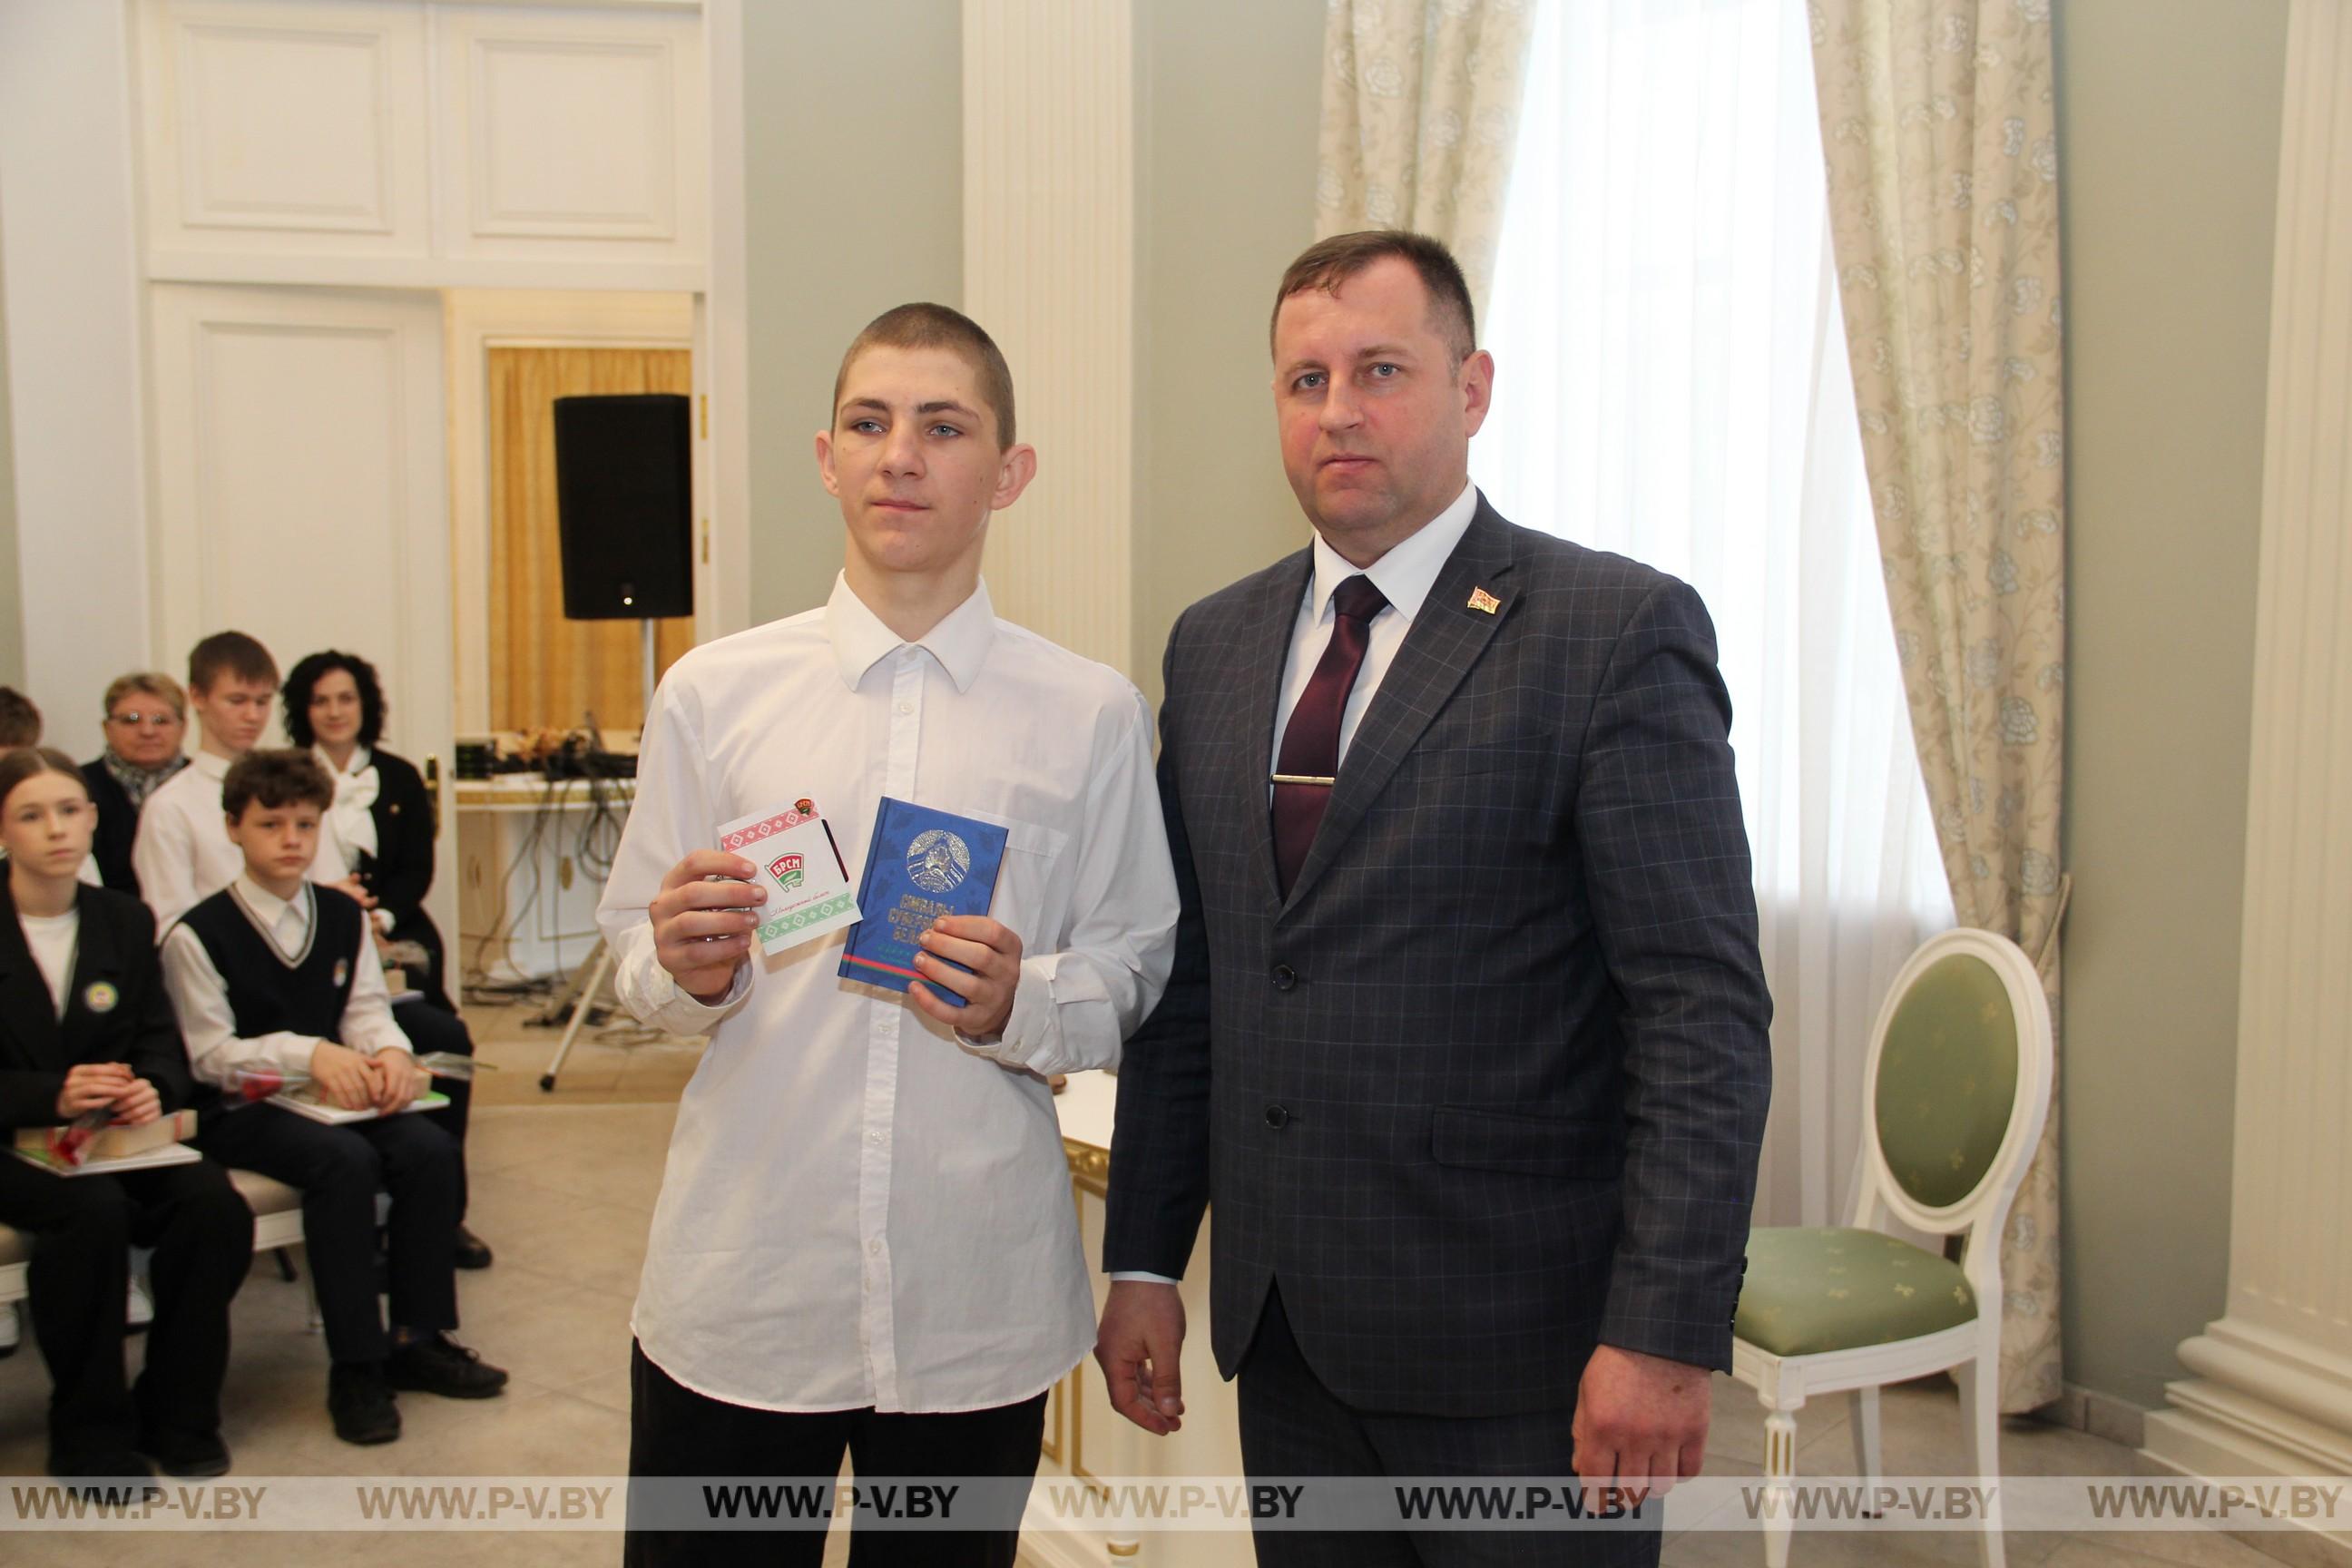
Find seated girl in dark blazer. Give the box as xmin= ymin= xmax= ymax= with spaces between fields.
xmin=0 ymin=748 xmax=250 ymax=1483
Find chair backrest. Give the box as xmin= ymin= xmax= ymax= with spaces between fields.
xmin=1856 ymin=926 xmax=2053 ymax=1246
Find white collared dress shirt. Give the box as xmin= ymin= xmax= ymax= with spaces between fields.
xmin=132 ymin=750 xmax=356 ymax=931
xmin=159 ymin=875 xmax=412 ymax=1088
xmin=600 ymin=573 xmax=1180 ymax=1414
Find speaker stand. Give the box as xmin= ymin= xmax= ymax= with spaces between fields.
xmin=539 ymin=615 xmax=662 ymax=1093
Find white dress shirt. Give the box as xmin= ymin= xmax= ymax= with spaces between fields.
xmin=600 ymin=573 xmax=1180 ymax=1414
xmin=1270 ymin=477 xmax=1480 ymax=770
xmin=20 ymin=909 xmax=79 ymax=1021
xmin=159 ymin=875 xmax=411 ymax=1088
xmin=132 ymin=750 xmax=355 ymax=931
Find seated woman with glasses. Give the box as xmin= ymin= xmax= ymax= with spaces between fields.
xmin=81 ymin=674 xmax=192 ymax=897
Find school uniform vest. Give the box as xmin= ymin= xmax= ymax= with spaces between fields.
xmin=175 ymin=885 xmax=363 ymax=1047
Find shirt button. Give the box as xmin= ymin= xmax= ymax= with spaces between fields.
xmin=897 ymin=701 xmax=915 ymax=715
xmin=1264 ymin=1104 xmax=1290 ymax=1129
xmin=867 ymin=1239 xmax=882 ymax=1256
xmin=1271 ymin=965 xmax=1297 ymax=991
xmin=867 ymin=1131 xmax=886 ymax=1146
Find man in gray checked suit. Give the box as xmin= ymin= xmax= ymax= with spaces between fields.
xmin=1096 ymin=231 xmax=1774 ymax=1567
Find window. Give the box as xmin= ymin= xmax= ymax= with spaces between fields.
xmin=1472 ymin=0 xmax=1954 ymax=1225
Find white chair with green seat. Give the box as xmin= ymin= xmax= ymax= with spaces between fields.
xmin=1731 ymin=926 xmax=2053 ymax=1568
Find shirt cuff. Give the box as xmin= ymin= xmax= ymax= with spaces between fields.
xmin=1108 ymin=1271 xmax=1181 ymax=1285
xmin=634 ymin=950 xmax=753 ymax=1034
xmin=954 ymin=954 xmax=1057 ymax=1065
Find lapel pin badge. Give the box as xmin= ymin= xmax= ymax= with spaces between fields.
xmin=1467 ymin=587 xmax=1501 ymax=615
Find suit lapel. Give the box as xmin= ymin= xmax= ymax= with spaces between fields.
xmin=1281 ymin=504 xmax=1520 ymax=914
xmin=60 ymin=886 xmax=128 ymax=1053
xmin=1237 ymin=551 xmax=1314 ymax=911
xmin=0 ymin=878 xmax=66 ymax=1068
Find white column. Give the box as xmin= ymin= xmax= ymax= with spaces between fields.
xmin=0 ymin=1 xmax=152 ymax=760
xmin=961 ymin=0 xmax=1135 ymax=679
xmin=2144 ymin=0 xmax=2352 ymax=1496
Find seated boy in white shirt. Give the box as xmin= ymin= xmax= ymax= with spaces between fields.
xmin=159 ymin=750 xmax=506 ymax=1446
xmin=134 ymin=631 xmax=493 ymax=1270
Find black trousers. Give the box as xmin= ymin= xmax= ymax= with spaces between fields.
xmin=623 ymin=1340 xmax=1047 ymax=1568
xmin=195 ymin=1103 xmax=459 ymax=1365
xmin=390 ymin=997 xmax=472 ymax=1221
xmin=1237 ymin=1283 xmax=1661 ymax=1568
xmin=0 ymin=1154 xmax=251 ymax=1467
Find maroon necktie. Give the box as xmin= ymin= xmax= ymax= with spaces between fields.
xmin=1272 ymin=574 xmax=1389 ymax=897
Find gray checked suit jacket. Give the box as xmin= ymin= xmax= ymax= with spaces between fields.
xmin=1103 ymin=495 xmax=1773 ymax=1419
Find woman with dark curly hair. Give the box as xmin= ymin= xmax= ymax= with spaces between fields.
xmin=282 ymin=651 xmax=491 ymax=1270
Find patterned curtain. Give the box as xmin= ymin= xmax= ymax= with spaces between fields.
xmin=487 ymin=347 xmax=696 ymax=733
xmin=1315 ymin=0 xmax=1540 ymax=318
xmin=1808 ymin=0 xmax=2068 ymax=1411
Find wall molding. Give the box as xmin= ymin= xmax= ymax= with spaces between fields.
xmin=2146 ymin=0 xmax=2352 ymax=1522
xmin=961 ymin=0 xmax=1136 ymax=679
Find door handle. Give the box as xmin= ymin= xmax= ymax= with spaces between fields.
xmin=424 ymin=753 xmax=443 ymax=838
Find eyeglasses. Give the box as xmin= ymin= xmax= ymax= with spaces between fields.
xmin=108 ymin=711 xmax=181 ymax=729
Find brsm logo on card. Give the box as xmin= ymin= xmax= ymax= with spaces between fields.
xmin=769 ymin=852 xmax=806 ymax=891
xmin=905 ymin=830 xmax=971 ymax=894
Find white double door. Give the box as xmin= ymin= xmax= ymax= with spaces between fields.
xmin=146 ymin=281 xmax=457 ymax=955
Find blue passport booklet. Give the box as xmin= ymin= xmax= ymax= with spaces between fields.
xmin=838 ymin=797 xmax=1008 ymax=1006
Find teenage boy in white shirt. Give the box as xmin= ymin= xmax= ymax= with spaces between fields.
xmin=603 ymin=303 xmax=1180 ymax=1568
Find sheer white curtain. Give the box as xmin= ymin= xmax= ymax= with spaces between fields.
xmin=1471 ymin=0 xmax=1953 ymax=1228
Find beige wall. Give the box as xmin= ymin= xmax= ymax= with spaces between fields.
xmin=2054 ymin=0 xmax=2287 ymax=1411
xmin=1130 ymin=1 xmax=1327 ymax=700
xmin=0 ymin=213 xmax=19 ymax=688
xmin=740 ymin=2 xmax=964 ymax=627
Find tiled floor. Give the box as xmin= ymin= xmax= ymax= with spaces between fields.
xmin=0 ymin=1048 xmax=2302 ymax=1567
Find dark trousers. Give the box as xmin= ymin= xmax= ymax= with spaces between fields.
xmin=1238 ymin=1283 xmax=1661 ymax=1568
xmin=0 ymin=1154 xmax=251 ymax=1467
xmin=390 ymin=997 xmax=472 ymax=1221
xmin=196 ymin=1102 xmax=459 ymax=1365
xmin=623 ymin=1340 xmax=1047 ymax=1568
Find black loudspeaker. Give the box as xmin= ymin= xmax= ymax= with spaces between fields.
xmin=552 ymin=393 xmax=694 ymax=620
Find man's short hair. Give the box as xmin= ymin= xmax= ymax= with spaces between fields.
xmin=189 ymin=632 xmax=278 ymax=695
xmin=0 ymin=688 xmax=42 ymax=749
xmin=1269 ymin=230 xmax=1478 ymax=367
xmin=832 ymin=303 xmax=1018 ymax=449
xmin=103 ymin=671 xmax=188 ymax=724
xmin=222 ymin=749 xmax=333 ymax=819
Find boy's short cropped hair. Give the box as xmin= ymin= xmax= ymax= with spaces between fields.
xmin=222 ymin=748 xmax=333 ymax=820
xmin=0 ymin=688 xmax=42 ymax=749
xmin=189 ymin=632 xmax=278 ymax=696
xmin=832 ymin=303 xmax=1018 ymax=449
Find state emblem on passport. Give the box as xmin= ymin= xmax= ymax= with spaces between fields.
xmin=905 ymin=829 xmax=972 ymax=895
xmin=769 ymin=851 xmax=806 ymax=891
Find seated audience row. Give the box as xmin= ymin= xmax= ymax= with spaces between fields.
xmin=0 ymin=631 xmax=502 ymax=1485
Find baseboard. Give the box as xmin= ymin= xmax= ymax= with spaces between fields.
xmin=2033 ymin=1380 xmax=2149 ymax=1449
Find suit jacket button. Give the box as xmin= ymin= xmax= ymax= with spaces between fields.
xmin=1264 ymin=1104 xmax=1289 ymax=1129
xmin=1271 ymin=965 xmax=1297 ymax=991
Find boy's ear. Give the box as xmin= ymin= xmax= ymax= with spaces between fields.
xmin=815 ymin=428 xmax=843 ymax=498
xmin=991 ymin=443 xmax=1037 ymax=512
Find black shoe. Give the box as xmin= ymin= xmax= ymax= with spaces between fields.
xmin=49 ymin=1450 xmax=160 ymax=1504
xmin=387 ymin=1332 xmax=508 ymax=1399
xmin=328 ymin=1361 xmax=402 ymax=1446
xmin=140 ymin=1426 xmax=232 ymax=1478
xmin=453 ymin=1224 xmax=494 ymax=1270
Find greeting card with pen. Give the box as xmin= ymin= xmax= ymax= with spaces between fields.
xmin=838 ymin=798 xmax=1007 ymax=1005
xmin=717 ymin=798 xmax=861 ymax=954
